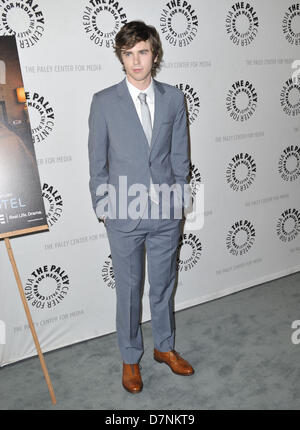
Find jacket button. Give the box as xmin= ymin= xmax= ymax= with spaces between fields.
xmin=149 ymin=161 xmax=152 ymax=167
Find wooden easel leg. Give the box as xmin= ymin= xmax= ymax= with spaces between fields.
xmin=4 ymin=238 xmax=57 ymax=405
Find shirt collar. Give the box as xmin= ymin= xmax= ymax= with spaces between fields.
xmin=126 ymin=77 xmax=154 ymax=103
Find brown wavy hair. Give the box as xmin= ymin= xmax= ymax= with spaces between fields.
xmin=114 ymin=21 xmax=163 ymax=77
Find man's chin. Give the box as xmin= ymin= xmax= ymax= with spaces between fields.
xmin=132 ymin=75 xmax=145 ymax=81
xmin=129 ymin=71 xmax=150 ymax=81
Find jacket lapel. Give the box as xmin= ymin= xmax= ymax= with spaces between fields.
xmin=150 ymin=79 xmax=165 ymax=153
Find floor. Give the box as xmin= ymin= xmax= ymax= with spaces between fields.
xmin=1 ymin=271 xmax=300 ymax=410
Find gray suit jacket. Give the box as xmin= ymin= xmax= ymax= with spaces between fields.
xmin=88 ymin=78 xmax=190 ymax=232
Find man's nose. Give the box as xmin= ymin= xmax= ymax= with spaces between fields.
xmin=133 ymin=54 xmax=140 ymax=64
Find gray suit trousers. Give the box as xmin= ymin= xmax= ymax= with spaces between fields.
xmin=105 ymin=197 xmax=182 ymax=364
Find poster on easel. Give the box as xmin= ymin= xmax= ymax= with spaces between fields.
xmin=0 ymin=36 xmax=55 ymax=404
xmin=0 ymin=35 xmax=48 ymax=239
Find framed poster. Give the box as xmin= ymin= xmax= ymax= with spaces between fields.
xmin=0 ymin=36 xmax=48 ymax=238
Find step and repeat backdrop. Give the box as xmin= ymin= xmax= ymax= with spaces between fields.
xmin=0 ymin=0 xmax=299 ymax=365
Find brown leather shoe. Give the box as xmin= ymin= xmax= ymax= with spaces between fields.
xmin=154 ymin=349 xmax=194 ymax=376
xmin=122 ymin=363 xmax=143 ymax=393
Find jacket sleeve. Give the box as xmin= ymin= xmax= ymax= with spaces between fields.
xmin=170 ymin=93 xmax=191 ymax=208
xmin=88 ymin=93 xmax=109 ymax=217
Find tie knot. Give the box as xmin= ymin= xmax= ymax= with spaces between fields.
xmin=138 ymin=92 xmax=147 ymax=103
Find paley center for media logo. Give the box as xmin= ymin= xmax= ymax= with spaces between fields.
xmin=177 ymin=232 xmax=202 ymax=272
xmin=101 ymin=254 xmax=115 ymax=289
xmin=226 ymin=219 xmax=256 ymax=256
xmin=278 ymin=145 xmax=300 ymax=182
xmin=42 ymin=183 xmax=63 ymax=228
xmin=225 ymin=2 xmax=259 ymax=46
xmin=82 ymin=0 xmax=127 ymax=47
xmin=25 ymin=264 xmax=70 ymax=310
xmin=226 ymin=79 xmax=258 ymax=121
xmin=25 ymin=91 xmax=55 ymax=144
xmin=175 ymin=83 xmax=200 ymax=125
xmin=160 ymin=0 xmax=198 ymax=47
xmin=276 ymin=208 xmax=300 ymax=243
xmin=280 ymin=75 xmax=300 ymax=117
xmin=282 ymin=3 xmax=300 ymax=46
xmin=0 ymin=0 xmax=45 ymax=48
xmin=226 ymin=152 xmax=256 ymax=192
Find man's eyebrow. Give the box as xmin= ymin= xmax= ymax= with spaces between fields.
xmin=121 ymin=48 xmax=150 ymax=53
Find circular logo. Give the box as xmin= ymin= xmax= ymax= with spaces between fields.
xmin=42 ymin=183 xmax=63 ymax=227
xmin=101 ymin=254 xmax=115 ymax=289
xmin=82 ymin=0 xmax=127 ymax=47
xmin=177 ymin=232 xmax=202 ymax=271
xmin=189 ymin=162 xmax=202 ymax=198
xmin=280 ymin=78 xmax=300 ymax=117
xmin=278 ymin=145 xmax=300 ymax=182
xmin=226 ymin=80 xmax=258 ymax=121
xmin=225 ymin=2 xmax=259 ymax=46
xmin=282 ymin=4 xmax=300 ymax=46
xmin=25 ymin=264 xmax=70 ymax=309
xmin=25 ymin=91 xmax=55 ymax=143
xmin=0 ymin=0 xmax=45 ymax=48
xmin=226 ymin=152 xmax=256 ymax=191
xmin=226 ymin=219 xmax=256 ymax=256
xmin=175 ymin=83 xmax=200 ymax=124
xmin=276 ymin=208 xmax=300 ymax=242
xmin=160 ymin=0 xmax=198 ymax=47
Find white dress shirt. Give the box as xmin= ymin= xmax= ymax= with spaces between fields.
xmin=126 ymin=77 xmax=155 ymax=126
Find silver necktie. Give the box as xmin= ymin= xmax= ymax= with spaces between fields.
xmin=138 ymin=92 xmax=152 ymax=145
xmin=138 ymin=92 xmax=158 ymax=204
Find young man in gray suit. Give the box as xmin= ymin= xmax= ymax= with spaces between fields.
xmin=88 ymin=21 xmax=194 ymax=393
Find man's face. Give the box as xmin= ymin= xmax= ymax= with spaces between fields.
xmin=121 ymin=39 xmax=157 ymax=87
